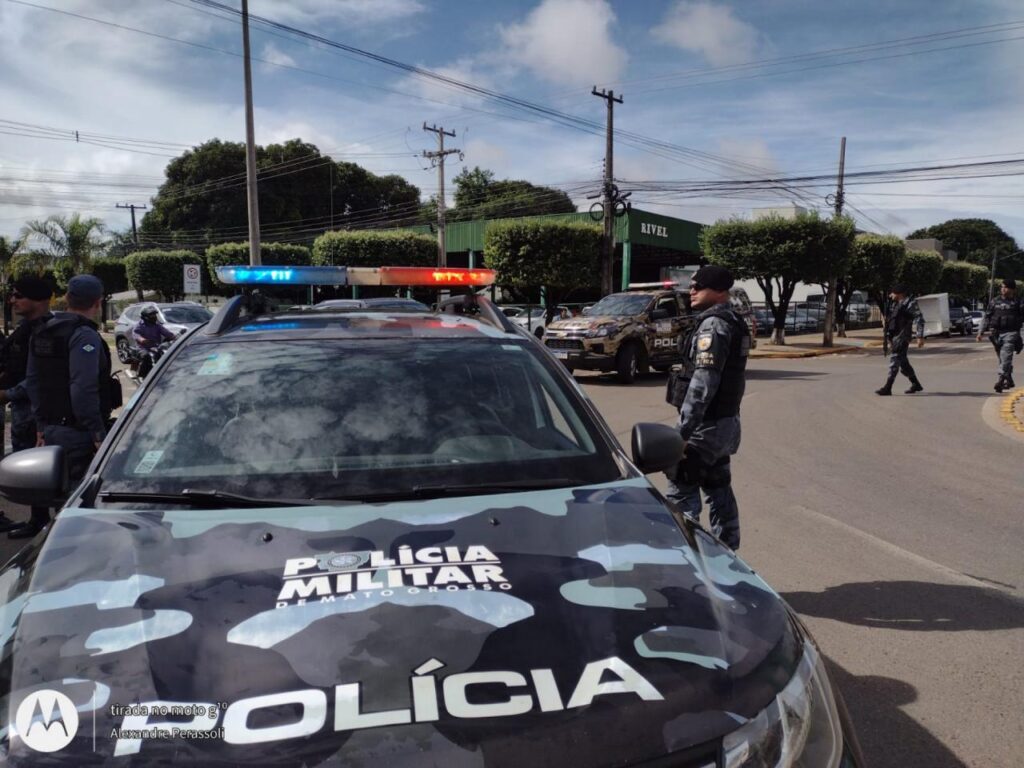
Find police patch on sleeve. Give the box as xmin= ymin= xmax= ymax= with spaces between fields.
xmin=696 ymin=333 xmax=713 ymax=351
xmin=82 ymin=344 xmax=96 ymax=352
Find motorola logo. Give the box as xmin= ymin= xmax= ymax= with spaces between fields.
xmin=14 ymin=689 xmax=79 ymax=752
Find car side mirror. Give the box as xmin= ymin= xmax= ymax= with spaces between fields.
xmin=631 ymin=423 xmax=684 ymax=474
xmin=650 ymin=308 xmax=670 ymax=320
xmin=0 ymin=447 xmax=68 ymax=507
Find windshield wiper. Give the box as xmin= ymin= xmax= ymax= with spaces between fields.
xmin=97 ymin=489 xmax=322 ymax=508
xmin=318 ymin=478 xmax=574 ymax=502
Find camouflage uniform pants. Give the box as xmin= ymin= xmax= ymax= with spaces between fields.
xmin=665 ymin=416 xmax=741 ymax=550
xmin=887 ymin=343 xmax=917 ymax=382
xmin=993 ymin=331 xmax=1020 ymax=382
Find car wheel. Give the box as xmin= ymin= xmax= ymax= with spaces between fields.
xmin=616 ymin=343 xmax=640 ymax=384
xmin=116 ymin=337 xmax=131 ymax=363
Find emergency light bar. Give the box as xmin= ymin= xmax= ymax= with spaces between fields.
xmin=627 ymin=280 xmax=688 ymax=290
xmin=216 ymin=265 xmax=495 ymax=287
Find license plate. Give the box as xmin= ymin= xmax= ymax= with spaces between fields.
xmin=551 ymin=350 xmax=569 ymax=359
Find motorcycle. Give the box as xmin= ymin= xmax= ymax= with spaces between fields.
xmin=128 ymin=340 xmax=173 ymax=382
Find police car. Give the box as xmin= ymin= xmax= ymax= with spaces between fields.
xmin=0 ymin=266 xmax=863 ymax=767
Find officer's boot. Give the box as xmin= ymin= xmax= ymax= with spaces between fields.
xmin=875 ymin=375 xmax=895 ymax=396
xmin=1007 ymin=374 xmax=1016 ymax=389
xmin=994 ymin=376 xmax=1005 ymax=393
xmin=905 ymin=376 xmax=923 ymax=394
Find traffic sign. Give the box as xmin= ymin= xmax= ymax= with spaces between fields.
xmin=183 ymin=264 xmax=202 ymax=294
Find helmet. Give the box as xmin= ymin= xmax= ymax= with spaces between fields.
xmin=141 ymin=306 xmax=159 ymax=322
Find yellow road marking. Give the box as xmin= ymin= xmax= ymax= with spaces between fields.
xmin=999 ymin=387 xmax=1024 ymax=432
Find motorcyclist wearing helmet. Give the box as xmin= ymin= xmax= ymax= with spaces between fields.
xmin=132 ymin=305 xmax=176 ymax=351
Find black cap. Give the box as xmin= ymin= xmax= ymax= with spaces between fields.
xmin=690 ymin=265 xmax=734 ymax=291
xmin=12 ymin=276 xmax=53 ymax=301
xmin=891 ymin=283 xmax=910 ymax=295
xmin=1003 ymin=278 xmax=1017 ymax=290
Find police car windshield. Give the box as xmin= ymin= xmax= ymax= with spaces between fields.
xmin=99 ymin=337 xmax=622 ymax=502
xmin=587 ymin=294 xmax=652 ymax=316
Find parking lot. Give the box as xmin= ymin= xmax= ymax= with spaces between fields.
xmin=576 ymin=334 xmax=1022 ymax=768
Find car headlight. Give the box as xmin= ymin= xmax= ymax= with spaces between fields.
xmin=723 ymin=640 xmax=843 ymax=768
xmin=586 ymin=326 xmax=612 ymax=338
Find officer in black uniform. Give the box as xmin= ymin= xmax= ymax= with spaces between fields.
xmin=977 ymin=278 xmax=1023 ymax=392
xmin=664 ymin=265 xmax=750 ymax=550
xmin=25 ymin=275 xmax=114 ymax=516
xmin=876 ymin=283 xmax=925 ymax=396
xmin=0 ymin=276 xmax=54 ymax=536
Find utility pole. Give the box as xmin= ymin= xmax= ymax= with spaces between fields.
xmin=824 ymin=136 xmax=846 ymax=347
xmin=592 ymin=87 xmax=623 ymax=296
xmin=422 ymin=123 xmax=460 ymax=268
xmin=241 ymin=0 xmax=261 ymax=265
xmin=115 ymin=202 xmax=146 ymax=247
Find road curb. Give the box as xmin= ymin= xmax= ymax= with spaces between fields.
xmin=998 ymin=387 xmax=1024 ymax=433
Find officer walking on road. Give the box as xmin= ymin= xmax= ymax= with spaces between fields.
xmin=876 ymin=283 xmax=925 ymax=396
xmin=25 ymin=275 xmax=115 ymax=509
xmin=664 ymin=265 xmax=750 ymax=550
xmin=0 ymin=276 xmax=53 ymax=536
xmin=977 ymin=279 xmax=1023 ymax=392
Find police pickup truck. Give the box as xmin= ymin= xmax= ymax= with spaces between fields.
xmin=542 ymin=287 xmax=697 ymax=383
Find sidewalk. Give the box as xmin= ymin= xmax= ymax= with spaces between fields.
xmin=751 ymin=328 xmax=883 ymax=359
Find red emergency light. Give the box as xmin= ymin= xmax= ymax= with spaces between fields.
xmin=378 ymin=267 xmax=496 ymax=286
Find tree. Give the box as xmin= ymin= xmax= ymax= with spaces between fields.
xmin=140 ymin=139 xmax=422 ymax=245
xmin=21 ymin=213 xmax=106 ymax=274
xmin=702 ymin=213 xmax=853 ymax=344
xmin=483 ymin=220 xmax=600 ymax=320
xmin=908 ymin=218 xmax=1021 ymax=279
xmin=450 ymin=166 xmax=576 ymax=221
xmin=937 ymin=261 xmax=990 ymax=302
xmin=90 ymin=257 xmax=129 ymax=295
xmin=896 ymin=250 xmax=943 ymax=297
xmin=126 ymin=250 xmax=205 ymax=301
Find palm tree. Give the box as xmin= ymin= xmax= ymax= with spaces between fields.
xmin=21 ymin=213 xmax=106 ymax=273
xmin=0 ymin=234 xmax=25 ymax=276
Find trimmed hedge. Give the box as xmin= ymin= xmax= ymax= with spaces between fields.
xmin=311 ymin=230 xmax=435 ymax=268
xmin=896 ymin=249 xmax=943 ymax=297
xmin=90 ymin=257 xmax=129 ymax=295
xmin=483 ymin=220 xmax=601 ymax=288
xmin=206 ymin=242 xmax=311 ymax=289
xmin=125 ymin=249 xmax=206 ymax=301
xmin=937 ymin=260 xmax=990 ymax=300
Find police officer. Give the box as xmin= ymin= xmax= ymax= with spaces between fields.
xmin=664 ymin=265 xmax=749 ymax=550
xmin=977 ymin=279 xmax=1023 ymax=392
xmin=0 ymin=277 xmax=53 ymax=536
xmin=25 ymin=275 xmax=114 ymax=511
xmin=876 ymin=283 xmax=925 ymax=396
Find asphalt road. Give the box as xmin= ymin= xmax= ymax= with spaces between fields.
xmin=0 ymin=335 xmax=1019 ymax=766
xmin=577 ymin=334 xmax=1023 ymax=768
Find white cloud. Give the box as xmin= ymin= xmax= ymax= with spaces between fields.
xmin=653 ymin=2 xmax=761 ymax=67
xmin=250 ymin=0 xmax=424 ymax=27
xmin=260 ymin=43 xmax=296 ymax=69
xmin=499 ymin=0 xmax=627 ymax=87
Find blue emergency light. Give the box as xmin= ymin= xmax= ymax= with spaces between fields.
xmin=216 ymin=266 xmax=348 ymax=285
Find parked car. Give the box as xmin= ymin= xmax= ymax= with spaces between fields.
xmin=969 ymin=310 xmax=985 ymax=334
xmin=510 ymin=306 xmax=570 ymax=338
xmin=949 ymin=306 xmax=973 ymax=335
xmin=114 ymin=302 xmax=213 ymax=363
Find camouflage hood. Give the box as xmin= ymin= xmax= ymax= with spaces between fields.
xmin=546 ymin=316 xmax=623 ymax=332
xmin=0 ymin=480 xmax=799 ymax=766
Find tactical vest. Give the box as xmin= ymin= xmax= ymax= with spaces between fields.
xmin=990 ymin=297 xmax=1023 ymax=333
xmin=31 ymin=314 xmax=113 ymax=427
xmin=0 ymin=314 xmax=50 ymax=390
xmin=699 ymin=306 xmax=750 ymax=421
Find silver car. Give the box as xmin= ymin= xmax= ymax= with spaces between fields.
xmin=113 ymin=302 xmax=213 ymax=362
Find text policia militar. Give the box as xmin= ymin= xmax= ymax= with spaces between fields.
xmin=277 ymin=545 xmax=512 ymax=606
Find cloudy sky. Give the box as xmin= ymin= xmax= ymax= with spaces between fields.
xmin=1 ymin=0 xmax=1022 ymax=245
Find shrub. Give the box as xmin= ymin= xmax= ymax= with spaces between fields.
xmin=311 ymin=230 xmax=435 ymax=268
